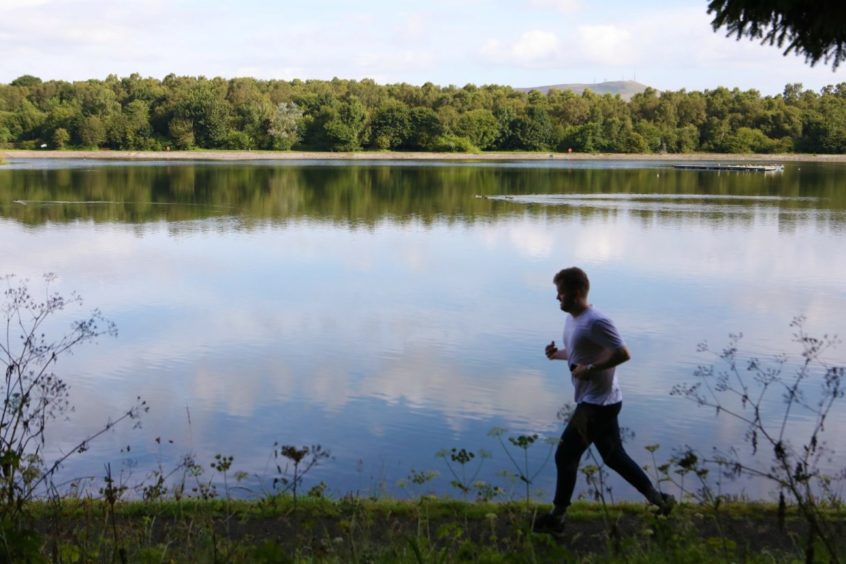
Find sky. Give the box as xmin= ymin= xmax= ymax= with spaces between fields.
xmin=1 ymin=0 xmax=844 ymax=95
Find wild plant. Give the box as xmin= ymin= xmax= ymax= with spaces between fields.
xmin=139 ymin=437 xmax=178 ymax=503
xmin=435 ymin=447 xmax=491 ymax=502
xmin=210 ymin=454 xmax=234 ymax=499
xmin=643 ymin=444 xmax=673 ymax=497
xmin=488 ymin=427 xmax=555 ymax=506
xmin=0 ymin=274 xmax=147 ymax=520
xmin=580 ymin=449 xmax=614 ymax=506
xmin=671 ymin=317 xmax=845 ymax=562
xmin=657 ymin=446 xmax=736 ymax=560
xmin=397 ymin=467 xmax=439 ymax=499
xmin=271 ymin=443 xmax=330 ymax=511
xmin=396 ymin=468 xmax=439 ymax=541
xmin=185 ymin=454 xmax=217 ymax=500
xmin=100 ymin=462 xmax=128 ymax=563
xmin=306 ymin=480 xmax=327 ymax=497
xmin=580 ymin=447 xmax=627 ymax=553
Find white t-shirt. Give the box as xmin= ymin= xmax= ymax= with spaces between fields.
xmin=563 ymin=307 xmax=625 ymax=405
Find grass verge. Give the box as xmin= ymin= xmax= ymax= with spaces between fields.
xmin=12 ymin=497 xmax=844 ymax=562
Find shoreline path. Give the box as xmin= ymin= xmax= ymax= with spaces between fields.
xmin=3 ymin=150 xmax=846 ymax=163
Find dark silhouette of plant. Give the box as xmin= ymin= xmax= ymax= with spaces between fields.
xmin=140 ymin=436 xmax=179 ymax=503
xmin=0 ymin=274 xmax=146 ymax=523
xmin=671 ymin=317 xmax=845 ymax=562
xmin=100 ymin=462 xmax=128 ymax=564
xmin=488 ymin=428 xmax=555 ymax=506
xmin=210 ymin=454 xmax=234 ymax=498
xmin=397 ymin=467 xmax=439 ymax=499
xmin=435 ymin=447 xmax=491 ymax=501
xmin=187 ymin=455 xmax=217 ymax=501
xmin=272 ymin=443 xmax=330 ymax=510
xmin=209 ymin=453 xmax=248 ymax=547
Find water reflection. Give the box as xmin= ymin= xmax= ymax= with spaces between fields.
xmin=2 ymin=160 xmax=845 ymax=228
xmin=1 ymin=159 xmax=845 ymax=501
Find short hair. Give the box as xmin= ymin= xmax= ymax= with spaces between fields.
xmin=553 ymin=267 xmax=590 ymax=295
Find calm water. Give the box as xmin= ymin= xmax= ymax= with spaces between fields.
xmin=1 ymin=158 xmax=845 ymax=501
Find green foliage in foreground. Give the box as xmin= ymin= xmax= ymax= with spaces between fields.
xmin=3 ymin=497 xmax=840 ymax=563
xmin=2 ymin=74 xmax=846 ymax=154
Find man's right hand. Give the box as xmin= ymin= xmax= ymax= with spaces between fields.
xmin=545 ymin=341 xmax=558 ymax=359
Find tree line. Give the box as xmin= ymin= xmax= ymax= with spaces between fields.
xmin=1 ymin=74 xmax=845 ymax=154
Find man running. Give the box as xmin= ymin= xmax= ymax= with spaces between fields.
xmin=535 ymin=266 xmax=673 ymax=534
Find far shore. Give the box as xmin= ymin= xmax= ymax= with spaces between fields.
xmin=2 ymin=149 xmax=846 ymax=163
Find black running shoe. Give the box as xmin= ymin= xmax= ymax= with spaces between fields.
xmin=655 ymin=492 xmax=676 ymax=516
xmin=533 ymin=512 xmax=566 ymax=535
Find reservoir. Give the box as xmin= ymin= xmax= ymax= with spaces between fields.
xmin=1 ymin=158 xmax=844 ymax=501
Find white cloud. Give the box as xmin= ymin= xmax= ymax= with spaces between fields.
xmin=395 ymin=12 xmax=430 ymax=41
xmin=479 ymin=22 xmax=633 ymax=71
xmin=352 ymin=50 xmax=435 ymax=74
xmin=513 ymin=30 xmax=561 ymax=61
xmin=2 ymin=0 xmax=65 ymax=7
xmin=527 ymin=0 xmax=581 ymax=13
xmin=576 ymin=24 xmax=634 ymax=65
xmin=481 ymin=30 xmax=562 ymax=66
xmin=479 ymin=222 xmax=555 ymax=259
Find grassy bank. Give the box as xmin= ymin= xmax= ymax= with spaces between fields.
xmin=2 ymin=149 xmax=846 ymax=163
xmin=13 ymin=496 xmax=843 ymax=562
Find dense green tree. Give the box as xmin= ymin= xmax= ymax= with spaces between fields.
xmin=369 ymin=102 xmax=411 ymax=149
xmin=75 ymin=81 xmax=120 ymax=118
xmin=107 ymin=100 xmax=152 ymax=149
xmin=570 ymin=121 xmax=606 ymax=153
xmin=617 ymin=129 xmax=649 ymax=153
xmin=406 ymin=107 xmax=443 ymax=150
xmin=9 ymin=75 xmax=42 ymax=88
xmin=267 ymin=102 xmax=304 ymax=150
xmin=165 ymin=79 xmax=231 ymax=148
xmin=43 ymin=101 xmax=79 ymax=142
xmin=77 ymin=115 xmax=106 ymax=147
xmin=722 ymin=126 xmax=777 ymax=153
xmin=455 ymin=109 xmax=499 ymax=150
xmin=510 ymin=106 xmax=554 ymax=150
xmin=14 ymin=99 xmax=46 ymax=139
xmin=319 ymin=95 xmax=368 ymax=151
xmin=51 ymin=127 xmax=69 ymax=149
xmin=0 ymin=123 xmax=12 ymax=146
xmin=168 ymin=117 xmax=195 ymax=149
xmin=801 ymin=100 xmax=846 ymax=152
xmin=227 ymin=77 xmax=273 ymax=148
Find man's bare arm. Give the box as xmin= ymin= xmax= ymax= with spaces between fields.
xmin=545 ymin=341 xmax=568 ymax=360
xmin=571 ymin=346 xmax=630 ymax=379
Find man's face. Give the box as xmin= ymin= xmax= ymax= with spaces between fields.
xmin=556 ymin=283 xmax=580 ymax=313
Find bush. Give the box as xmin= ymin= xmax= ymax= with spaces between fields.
xmin=432 ymin=134 xmax=479 ymax=153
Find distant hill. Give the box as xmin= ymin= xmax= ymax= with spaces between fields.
xmin=517 ymin=80 xmax=650 ymax=100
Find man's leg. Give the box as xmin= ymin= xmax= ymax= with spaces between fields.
xmin=552 ymin=403 xmax=591 ymax=512
xmin=590 ymin=402 xmax=671 ymax=511
xmin=535 ymin=403 xmax=592 ymax=534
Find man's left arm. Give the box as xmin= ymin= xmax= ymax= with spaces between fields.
xmin=571 ymin=346 xmax=630 ymax=380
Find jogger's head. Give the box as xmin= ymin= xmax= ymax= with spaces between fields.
xmin=553 ymin=267 xmax=590 ymax=313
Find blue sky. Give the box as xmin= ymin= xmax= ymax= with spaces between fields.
xmin=2 ymin=0 xmax=844 ymax=94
